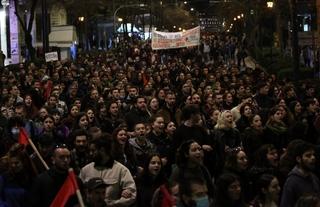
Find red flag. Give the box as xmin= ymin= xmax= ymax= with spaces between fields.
xmin=18 ymin=128 xmax=29 ymax=146
xmin=160 ymin=185 xmax=174 ymax=207
xmin=50 ymin=169 xmax=79 ymax=207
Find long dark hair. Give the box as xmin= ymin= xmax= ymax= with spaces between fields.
xmin=176 ymin=140 xmax=197 ymax=168
xmin=140 ymin=153 xmax=166 ymax=185
xmin=214 ymin=173 xmax=245 ymax=207
xmin=111 ymin=127 xmax=135 ymax=162
xmin=255 ymin=174 xmax=277 ymax=203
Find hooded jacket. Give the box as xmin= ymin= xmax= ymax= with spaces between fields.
xmin=280 ymin=166 xmax=320 ymax=207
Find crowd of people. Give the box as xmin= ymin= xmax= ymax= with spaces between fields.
xmin=0 ymin=34 xmax=319 ymax=207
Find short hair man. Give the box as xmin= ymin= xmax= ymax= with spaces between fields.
xmin=280 ymin=141 xmax=320 ymax=207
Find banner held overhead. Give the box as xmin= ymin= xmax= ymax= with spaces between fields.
xmin=152 ymin=26 xmax=200 ymax=50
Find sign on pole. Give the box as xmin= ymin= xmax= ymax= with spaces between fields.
xmin=45 ymin=51 xmax=59 ymax=62
xmin=151 ymin=26 xmax=200 ymax=50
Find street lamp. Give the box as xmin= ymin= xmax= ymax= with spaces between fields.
xmin=267 ymin=1 xmax=274 ymax=8
xmin=78 ymin=16 xmax=85 ymax=22
xmin=113 ymin=3 xmax=146 ymax=38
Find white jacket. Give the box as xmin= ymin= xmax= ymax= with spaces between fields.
xmin=80 ymin=161 xmax=136 ymax=207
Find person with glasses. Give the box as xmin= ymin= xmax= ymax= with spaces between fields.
xmin=29 ymin=144 xmax=79 ymax=207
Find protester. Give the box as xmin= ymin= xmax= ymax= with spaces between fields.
xmin=280 ymin=141 xmax=320 ymax=207
xmin=79 ymin=137 xmax=136 ymax=206
xmin=29 ymin=144 xmax=78 ymax=207
xmin=1 ymin=33 xmax=320 ymax=207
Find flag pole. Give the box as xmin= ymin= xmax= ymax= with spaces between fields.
xmin=27 ymin=137 xmax=50 ymax=170
xmin=76 ymin=189 xmax=85 ymax=207
xmin=68 ymin=168 xmax=85 ymax=207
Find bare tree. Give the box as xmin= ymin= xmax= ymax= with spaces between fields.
xmin=13 ymin=0 xmax=38 ymax=61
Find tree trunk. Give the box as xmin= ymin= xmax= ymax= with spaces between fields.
xmin=25 ymin=32 xmax=36 ymax=61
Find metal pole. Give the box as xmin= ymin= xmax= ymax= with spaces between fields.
xmin=41 ymin=0 xmax=49 ymax=54
xmin=289 ymin=0 xmax=299 ymax=80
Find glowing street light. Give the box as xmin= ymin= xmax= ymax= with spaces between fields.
xmin=267 ymin=1 xmax=274 ymax=8
xmin=190 ymin=7 xmax=194 ymax=11
xmin=78 ymin=16 xmax=85 ymax=22
xmin=118 ymin=18 xmax=123 ymax=22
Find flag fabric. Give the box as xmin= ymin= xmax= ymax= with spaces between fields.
xmin=50 ymin=169 xmax=79 ymax=207
xmin=18 ymin=128 xmax=29 ymax=146
xmin=160 ymin=185 xmax=174 ymax=207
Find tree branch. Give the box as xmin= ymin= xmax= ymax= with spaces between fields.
xmin=27 ymin=0 xmax=38 ymax=33
xmin=13 ymin=0 xmax=27 ymax=32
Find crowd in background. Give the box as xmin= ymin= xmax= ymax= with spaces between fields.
xmin=0 ymin=34 xmax=320 ymax=207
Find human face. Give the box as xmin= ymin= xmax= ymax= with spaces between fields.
xmin=87 ymin=109 xmax=95 ymax=122
xmin=149 ymin=98 xmax=159 ymax=111
xmin=243 ymin=105 xmax=252 ymax=117
xmin=225 ymin=93 xmax=233 ymax=103
xmin=52 ymin=148 xmax=71 ymax=171
xmin=236 ymin=151 xmax=248 ymax=171
xmin=266 ymin=177 xmax=281 ymax=202
xmin=295 ymin=102 xmax=302 ymax=114
xmin=74 ymin=100 xmax=81 ymax=109
xmin=191 ymin=113 xmax=202 ymax=126
xmin=299 ymin=149 xmax=316 ymax=171
xmin=129 ymin=87 xmax=138 ymax=97
xmin=70 ymin=106 xmax=79 ymax=117
xmin=152 ymin=117 xmax=165 ymax=134
xmin=109 ymin=103 xmax=119 ymax=116
xmin=267 ymin=148 xmax=279 ymax=167
xmin=136 ymin=98 xmax=146 ymax=111
xmin=308 ymin=102 xmax=317 ymax=113
xmin=90 ymin=90 xmax=99 ymax=100
xmin=228 ymin=180 xmax=241 ymax=201
xmin=190 ymin=182 xmax=208 ymax=203
xmin=148 ymin=156 xmax=162 ymax=176
xmin=24 ymin=95 xmax=32 ymax=106
xmin=251 ymin=115 xmax=262 ymax=130
xmin=278 ymin=99 xmax=286 ymax=107
xmin=48 ymin=96 xmax=57 ymax=107
xmin=15 ymin=107 xmax=25 ymax=118
xmin=134 ymin=123 xmax=146 ymax=138
xmin=215 ymin=94 xmax=223 ymax=104
xmin=74 ymin=135 xmax=87 ymax=152
xmin=43 ymin=117 xmax=54 ymax=132
xmin=112 ymin=89 xmax=120 ymax=99
xmin=211 ymin=110 xmax=220 ymax=123
xmin=165 ymin=122 xmax=176 ymax=135
xmin=192 ymin=94 xmax=201 ymax=105
xmin=53 ymin=113 xmax=61 ymax=124
xmin=166 ymin=94 xmax=176 ymax=107
xmin=224 ymin=111 xmax=233 ymax=127
xmin=260 ymin=85 xmax=269 ymax=95
xmin=10 ymin=86 xmax=20 ymax=96
xmin=116 ymin=129 xmax=127 ymax=145
xmin=188 ymin=142 xmax=203 ymax=164
xmin=9 ymin=157 xmax=23 ymax=174
xmin=39 ymin=108 xmax=48 ymax=119
xmin=158 ymin=90 xmax=165 ymax=100
xmin=79 ymin=115 xmax=89 ymax=129
xmin=272 ymin=110 xmax=282 ymax=123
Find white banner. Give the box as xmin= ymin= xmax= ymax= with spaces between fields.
xmin=45 ymin=52 xmax=59 ymax=62
xmin=152 ymin=26 xmax=200 ymax=50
